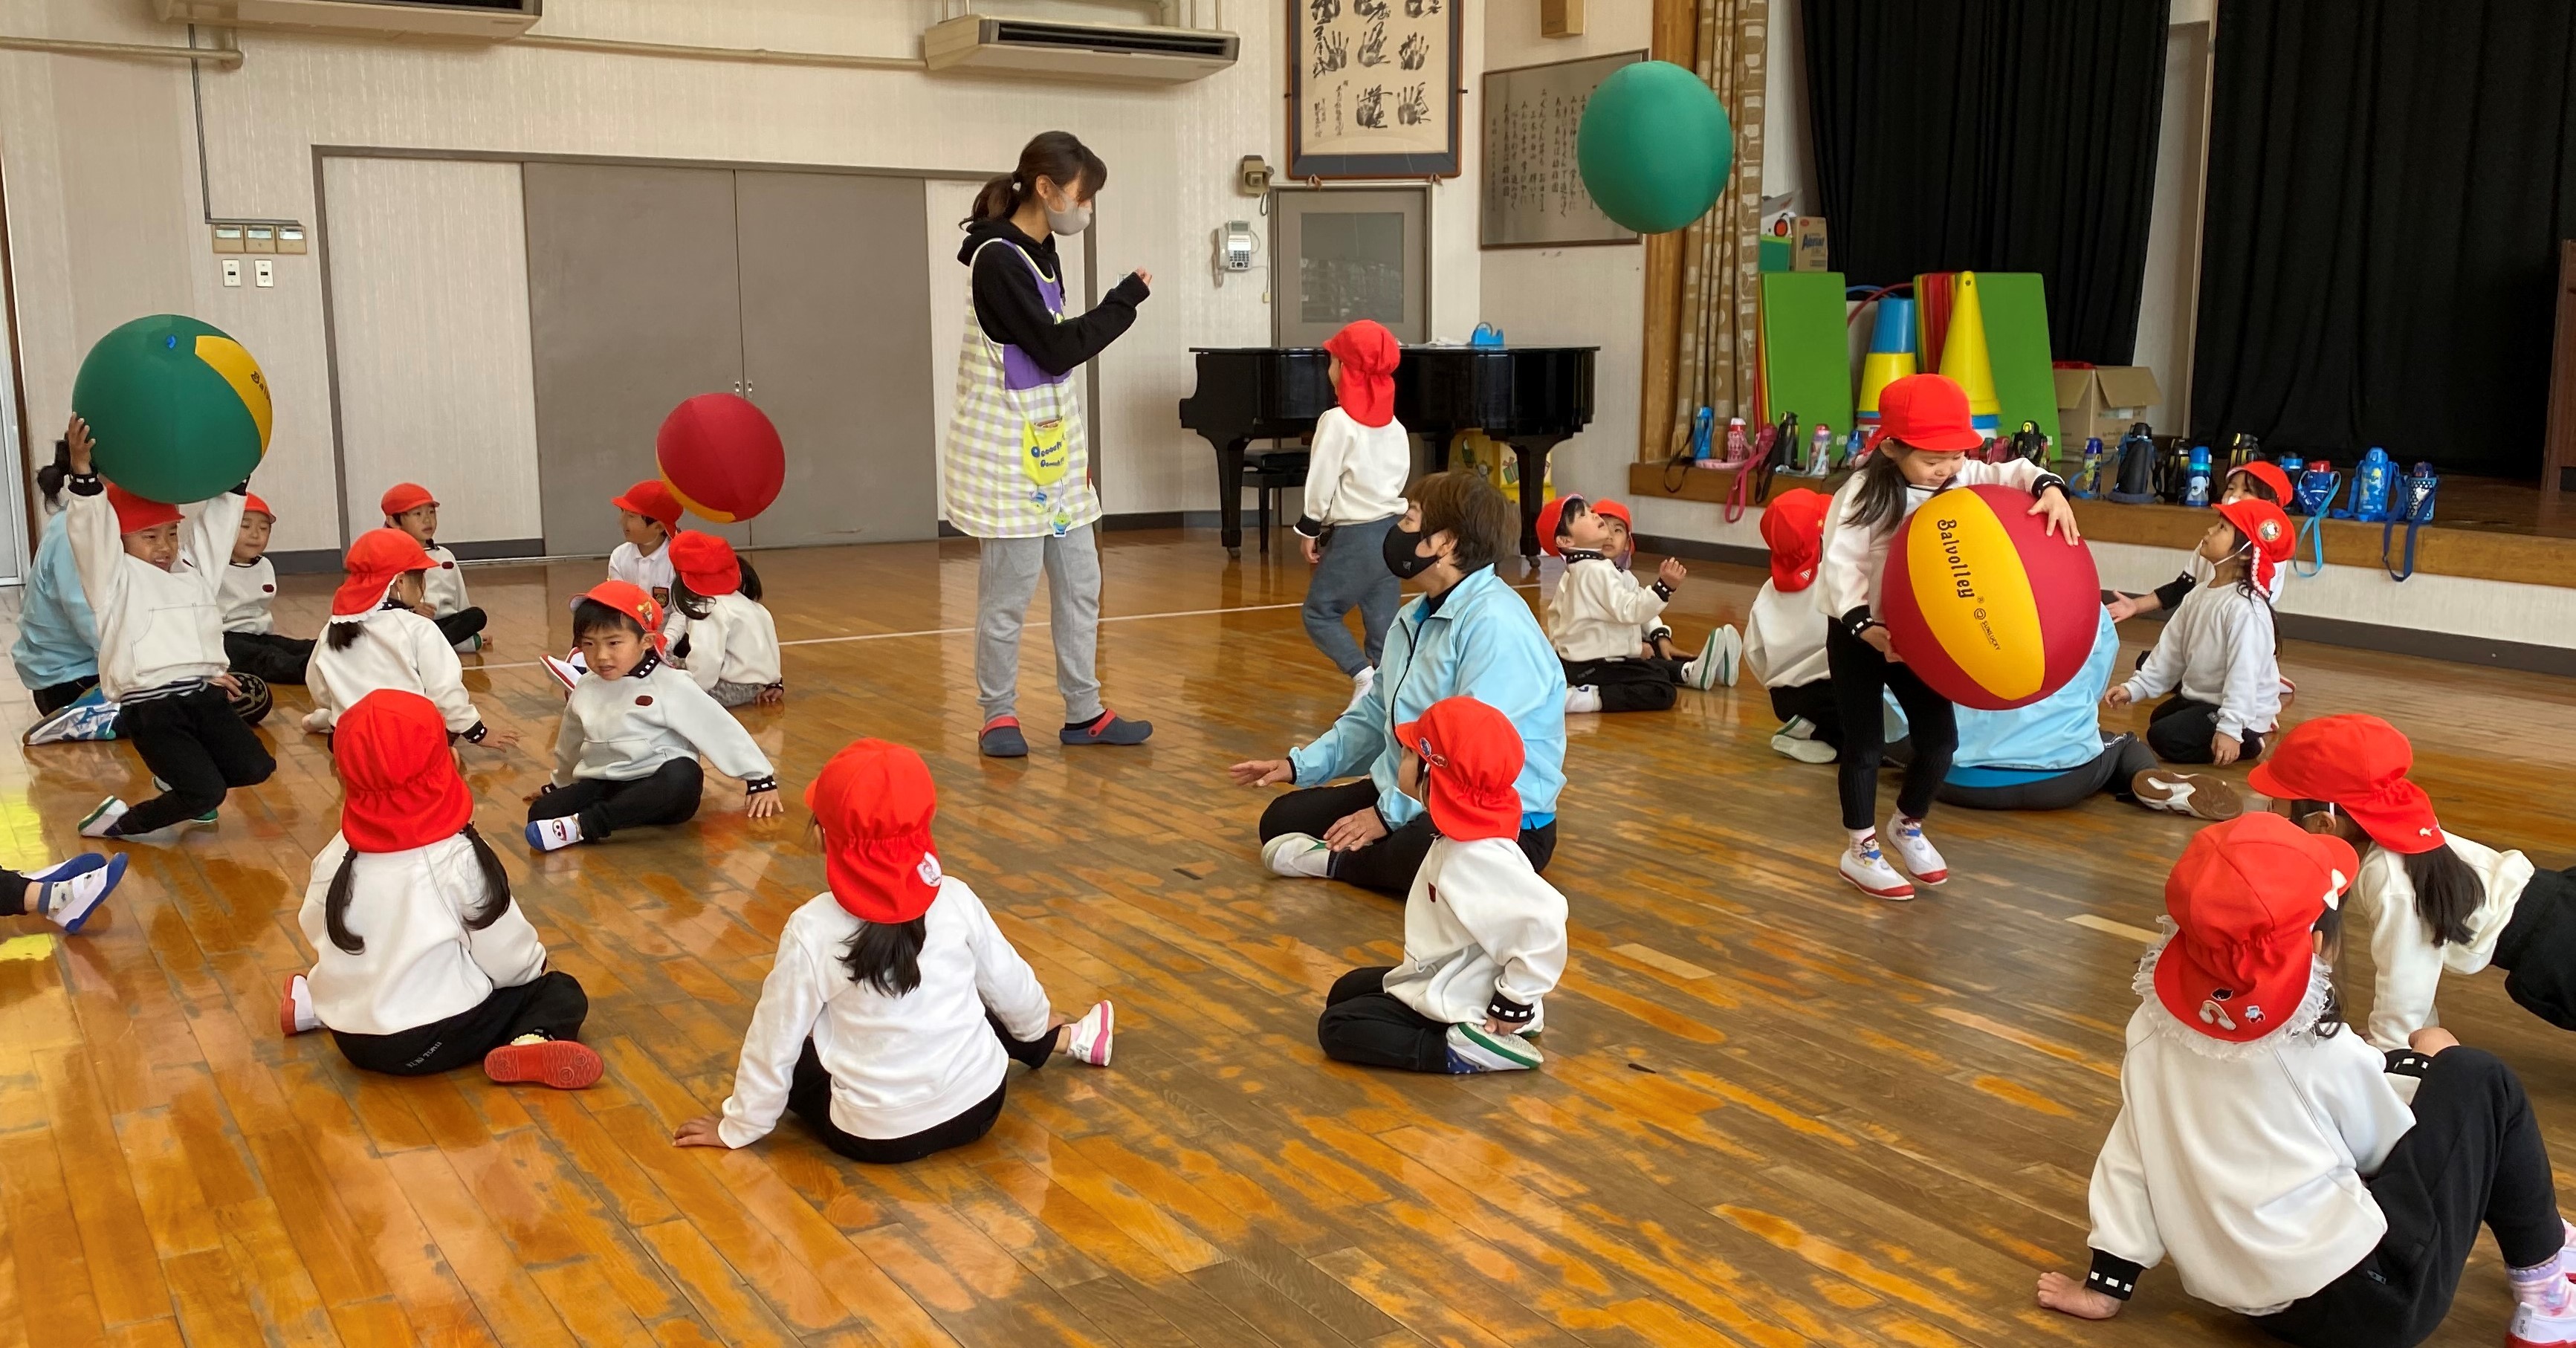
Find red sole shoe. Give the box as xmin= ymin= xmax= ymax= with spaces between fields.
xmin=483 ymin=1039 xmax=603 ymax=1089
xmin=279 ymin=975 xmax=306 ymax=1037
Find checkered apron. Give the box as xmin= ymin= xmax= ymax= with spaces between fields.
xmin=944 ymin=239 xmax=1101 ymax=539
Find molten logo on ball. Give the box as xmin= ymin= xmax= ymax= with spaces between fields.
xmin=1880 ymin=484 xmax=2100 ymax=711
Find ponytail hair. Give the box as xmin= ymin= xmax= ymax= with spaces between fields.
xmin=2310 ymin=906 xmax=2347 ymax=1039
xmin=671 ymin=575 xmax=713 ymax=622
xmin=737 ymin=557 xmax=764 ymax=604
xmin=325 ymin=847 xmax=364 ymax=953
xmin=841 ymin=918 xmax=928 ymax=997
xmin=2401 ymin=843 xmax=2482 ymax=947
xmin=964 ymin=131 xmax=1109 ymax=227
xmin=326 ymin=620 xmax=365 ymax=651
xmin=35 ymin=438 xmax=71 ymax=511
xmin=326 ymin=823 xmax=515 ymax=955
xmin=1840 ymin=441 xmax=1918 ymax=534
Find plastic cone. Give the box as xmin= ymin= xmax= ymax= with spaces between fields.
xmin=1939 ymin=270 xmax=2002 ymax=432
xmin=1915 ymin=273 xmax=1955 ymax=373
xmin=1856 ymin=297 xmax=1918 ymax=425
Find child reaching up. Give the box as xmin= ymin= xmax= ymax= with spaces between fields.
xmin=2106 ymin=496 xmax=2291 ymax=765
xmin=1540 ymin=495 xmax=1736 ymax=713
xmin=381 ymin=484 xmax=488 ymax=652
xmin=608 ymin=479 xmax=683 ymax=612
xmin=2037 ymin=812 xmax=2576 ymax=1348
xmin=280 ymin=690 xmax=601 ymax=1089
xmin=216 ymin=493 xmax=313 ymax=687
xmin=673 ymin=739 xmax=1111 ymax=1163
xmin=15 ymin=432 xmax=105 ymax=724
xmin=525 ymin=581 xmax=780 ymax=851
xmin=667 ymin=531 xmax=783 ymax=708
xmin=1317 ymin=696 xmax=1567 ymax=1074
xmin=1292 ymin=320 xmax=1409 ymax=701
xmin=1745 ymin=488 xmax=1838 ymax=762
xmin=303 ymin=530 xmax=510 ymax=748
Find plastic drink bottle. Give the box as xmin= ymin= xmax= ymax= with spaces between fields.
xmin=2184 ymin=444 xmax=2212 ymax=508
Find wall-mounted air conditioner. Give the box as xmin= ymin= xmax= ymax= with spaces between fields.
xmin=155 ymin=0 xmax=541 ymax=41
xmin=922 ymin=15 xmax=1237 ymax=85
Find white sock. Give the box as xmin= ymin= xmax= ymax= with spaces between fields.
xmin=1848 ymin=828 xmax=1876 ymax=850
xmin=2511 ymin=1249 xmax=2573 ymax=1310
xmin=1565 ymin=686 xmax=1602 ymax=714
xmin=1681 ymin=659 xmax=1702 ymax=684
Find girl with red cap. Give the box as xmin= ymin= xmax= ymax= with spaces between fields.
xmin=607 ymin=478 xmax=684 ymax=615
xmin=1816 ymin=373 xmax=2082 ymax=898
xmin=2107 ymin=496 xmax=2294 ymax=765
xmin=302 ymin=529 xmax=513 ymax=748
xmin=665 ymin=531 xmax=783 ymax=708
xmin=2108 ymin=458 xmax=2296 ymax=622
xmin=673 ymin=739 xmax=1113 ymax=1161
xmin=1315 ymin=696 xmax=1567 ymax=1074
xmin=525 ymin=581 xmax=780 ymax=851
xmin=61 ymin=415 xmax=277 ymax=843
xmin=2256 ymin=713 xmax=2576 ymax=1049
xmin=2041 ymin=811 xmax=2576 ymax=1348
xmin=216 ymin=492 xmax=314 ymax=687
xmin=1293 ymin=320 xmax=1411 ymax=704
xmin=1540 ymin=494 xmax=1736 ymax=711
xmin=280 ymin=689 xmax=601 ymax=1089
xmin=1745 ymin=487 xmax=1841 ymax=761
xmin=380 ymin=482 xmax=488 ymax=652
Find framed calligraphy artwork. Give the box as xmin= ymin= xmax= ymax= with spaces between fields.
xmin=1287 ymin=0 xmax=1463 ymax=179
xmin=1480 ymin=50 xmax=1644 ymax=248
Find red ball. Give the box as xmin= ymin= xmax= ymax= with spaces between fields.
xmin=1880 ymin=483 xmax=2100 ymax=710
xmin=656 ymin=393 xmax=785 ymax=525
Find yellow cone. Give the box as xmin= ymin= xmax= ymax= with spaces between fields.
xmin=1941 ymin=270 xmax=2001 ymax=430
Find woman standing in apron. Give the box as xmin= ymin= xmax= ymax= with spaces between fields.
xmin=951 ymin=131 xmax=1156 ymax=758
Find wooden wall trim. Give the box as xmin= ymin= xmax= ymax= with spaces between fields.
xmin=1637 ymin=0 xmax=1700 ymax=463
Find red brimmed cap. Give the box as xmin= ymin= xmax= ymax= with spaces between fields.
xmin=612 ymin=479 xmax=682 ymax=534
xmin=1322 ymin=320 xmax=1399 ymax=430
xmin=806 ymin=739 xmax=943 ymax=924
xmin=2214 ymin=496 xmax=2294 ymax=594
xmin=380 ymin=482 xmax=437 ymax=517
xmin=2231 ymin=461 xmax=2294 ymax=505
xmin=1590 ymin=499 xmax=1633 ymax=533
xmin=668 ymin=531 xmax=741 ymax=597
xmin=2156 ymin=812 xmax=2359 ymax=1043
xmin=331 ymin=528 xmax=435 ymax=616
xmin=1877 ymin=374 xmax=1986 ymax=453
xmin=1761 ymin=487 xmax=1831 ymax=592
xmin=1391 ymin=696 xmax=1524 ymax=842
xmin=2247 ymin=713 xmax=2447 ymax=854
xmin=575 ymin=579 xmax=665 ymax=648
xmin=243 ymin=493 xmax=275 ymax=521
xmin=107 ymin=484 xmax=181 ymax=535
xmin=1535 ymin=494 xmax=1587 ymax=557
xmin=335 ymin=690 xmax=473 ymax=853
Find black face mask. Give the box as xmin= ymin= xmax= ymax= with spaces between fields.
xmin=1382 ymin=524 xmax=1437 ymax=580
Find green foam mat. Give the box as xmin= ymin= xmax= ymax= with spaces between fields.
xmin=1758 ymin=271 xmax=1854 ymax=435
xmin=1976 ymin=272 xmax=2059 ymax=447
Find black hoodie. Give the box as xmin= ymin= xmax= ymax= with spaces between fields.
xmin=957 ymin=217 xmax=1151 ymax=379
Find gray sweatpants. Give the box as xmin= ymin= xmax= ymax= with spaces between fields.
xmin=1302 ymin=515 xmax=1402 ymax=677
xmin=976 ymin=526 xmax=1104 ymax=725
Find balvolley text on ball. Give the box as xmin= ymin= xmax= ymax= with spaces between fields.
xmin=1880 ymin=483 xmax=2100 ymax=710
xmin=656 ymin=393 xmax=786 ymax=524
xmin=1576 ymin=59 xmax=1735 ymax=235
xmin=71 ymin=314 xmax=272 ymax=505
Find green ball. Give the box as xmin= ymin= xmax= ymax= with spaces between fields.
xmin=1577 ymin=60 xmax=1735 ymax=235
xmin=71 ymin=314 xmax=272 ymax=505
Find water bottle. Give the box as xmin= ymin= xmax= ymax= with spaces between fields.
xmin=2077 ymin=436 xmax=2105 ymax=497
xmin=1807 ymin=424 xmax=1834 ymax=476
xmin=2294 ymin=461 xmax=2338 ymax=516
xmin=2183 ymin=443 xmax=2212 ymax=508
xmin=1689 ymin=406 xmax=1715 ymax=461
xmin=2109 ymin=423 xmax=2159 ymax=504
xmin=2279 ymin=453 xmax=2305 ymax=482
xmin=1723 ymin=417 xmax=1752 ymax=466
xmin=2401 ymin=461 xmax=2438 ymax=522
xmin=1842 ymin=426 xmax=1867 ymax=470
xmin=2340 ymin=447 xmax=2393 ymax=521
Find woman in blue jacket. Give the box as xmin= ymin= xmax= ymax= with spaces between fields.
xmin=1229 ymin=470 xmax=1567 ymax=898
xmin=13 ymin=436 xmax=103 ymax=715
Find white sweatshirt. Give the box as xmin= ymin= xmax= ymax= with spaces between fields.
xmin=1816 ymin=459 xmax=2052 ymax=623
xmin=551 ymin=658 xmax=774 ymax=788
xmin=1295 ymin=406 xmax=1411 ymax=533
xmin=2118 ymin=582 xmax=2281 ymax=739
xmin=1382 ymin=835 xmax=1570 ymax=1028
xmin=420 ymin=543 xmax=470 ymax=619
xmin=1547 ymin=555 xmax=1670 ymax=662
xmin=219 ymin=557 xmax=277 ymax=635
xmin=676 ymin=593 xmax=782 ymax=690
xmin=609 ymin=540 xmax=676 ymax=599
xmin=2346 ymin=835 xmax=2538 ymax=1049
xmin=2088 ymin=955 xmax=2414 ymax=1316
xmin=67 ymin=485 xmax=243 ymax=700
xmin=717 ymin=879 xmax=1052 ymax=1145
xmin=297 ymin=832 xmax=550 ymax=1037
xmin=1744 ymin=580 xmax=1830 ymax=690
xmin=304 ymin=609 xmax=485 ymax=736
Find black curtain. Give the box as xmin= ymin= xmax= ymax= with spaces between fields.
xmin=2192 ymin=2 xmax=2576 ymax=477
xmin=1802 ymin=0 xmax=2172 ymax=363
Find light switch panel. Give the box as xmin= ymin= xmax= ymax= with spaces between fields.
xmin=253 ymin=259 xmax=274 ymax=288
xmin=222 ymin=259 xmax=242 ymax=288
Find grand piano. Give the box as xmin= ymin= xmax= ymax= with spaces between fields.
xmin=1177 ymin=346 xmax=1597 ymax=560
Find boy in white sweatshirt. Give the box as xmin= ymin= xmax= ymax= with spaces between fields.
xmin=62 ymin=418 xmax=276 ymax=841
xmin=381 ymin=483 xmax=488 ymax=652
xmin=1541 ymin=495 xmax=1736 ymax=713
xmin=607 ymin=479 xmax=682 ymax=612
xmin=2038 ymin=812 xmax=2576 ymax=1348
xmin=216 ymin=493 xmax=314 ymax=686
xmin=302 ymin=529 xmax=513 ymax=747
xmin=279 ymin=689 xmax=600 ymax=1089
xmin=525 ymin=581 xmax=783 ymax=851
xmin=673 ymin=738 xmax=1110 ymax=1163
xmin=667 ymin=531 xmax=783 ymax=708
xmin=1292 ymin=320 xmax=1411 ymax=700
xmin=2106 ymin=496 xmax=2291 ymax=766
xmin=1316 ymin=695 xmax=1568 ymax=1074
xmin=1744 ymin=487 xmax=1838 ymax=762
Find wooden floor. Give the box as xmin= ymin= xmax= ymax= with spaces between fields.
xmin=4 ymin=528 xmax=2574 ymax=1348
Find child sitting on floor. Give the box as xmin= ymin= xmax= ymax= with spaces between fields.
xmin=1316 ymin=696 xmax=1567 ymax=1074
xmin=1292 ymin=319 xmax=1409 ymax=702
xmin=16 ymin=431 xmax=113 ymax=741
xmin=1540 ymin=495 xmax=1736 ymax=713
xmin=525 ymin=581 xmax=780 ymax=851
xmin=667 ymin=531 xmax=783 ymax=708
xmin=280 ymin=689 xmax=601 ymax=1089
xmin=380 ymin=484 xmax=489 ymax=652
xmin=2254 ymin=713 xmax=2576 ymax=1049
xmin=608 ymin=479 xmax=683 ymax=612
xmin=2037 ymin=811 xmax=2576 ymax=1348
xmin=673 ymin=738 xmax=1111 ymax=1163
xmin=2106 ymin=496 xmax=2291 ymax=766
xmin=2109 ymin=459 xmax=2295 ymax=620
xmin=302 ymin=530 xmax=511 ymax=748
xmin=217 ymin=493 xmax=314 ymax=687
xmin=1745 ymin=487 xmax=1838 ymax=762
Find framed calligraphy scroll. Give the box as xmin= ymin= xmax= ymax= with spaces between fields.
xmin=1287 ymin=0 xmax=1463 ymax=179
xmin=1480 ymin=50 xmax=1643 ymax=248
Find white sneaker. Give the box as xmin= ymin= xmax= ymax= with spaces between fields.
xmin=28 ymin=854 xmax=124 ymax=934
xmin=2132 ymin=770 xmax=2245 ymax=821
xmin=25 ymin=699 xmax=120 ymax=745
xmin=1681 ymin=626 xmax=1742 ymax=690
xmin=1445 ymin=1023 xmax=1542 ymax=1072
xmin=525 ymin=817 xmax=584 ymax=852
xmin=1839 ymin=834 xmax=1915 ymax=900
xmin=1345 ymin=666 xmax=1376 ymax=710
xmin=2509 ymin=1296 xmax=2576 ymax=1347
xmin=77 ymin=797 xmax=129 ymax=840
xmin=279 ymin=973 xmax=320 ymax=1036
xmin=1883 ymin=814 xmax=1949 ymax=885
xmin=1564 ymin=685 xmax=1603 ymax=714
xmin=1771 ymin=718 xmax=1839 ymax=763
xmin=1062 ymin=1000 xmax=1113 ymax=1066
xmin=1261 ymin=832 xmax=1333 ymax=879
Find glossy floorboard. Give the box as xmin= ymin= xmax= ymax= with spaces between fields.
xmin=2 ymin=528 xmax=2572 ymax=1348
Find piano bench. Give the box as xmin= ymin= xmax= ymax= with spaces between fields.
xmin=1243 ymin=452 xmax=1310 ymax=554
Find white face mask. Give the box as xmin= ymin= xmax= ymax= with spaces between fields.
xmin=1041 ymin=187 xmax=1093 ymax=237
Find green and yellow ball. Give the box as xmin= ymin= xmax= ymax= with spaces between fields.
xmin=71 ymin=314 xmax=272 ymax=505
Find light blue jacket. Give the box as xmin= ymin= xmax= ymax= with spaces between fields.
xmin=1950 ymin=609 xmax=2120 ymax=772
xmin=10 ymin=508 xmax=99 ymax=690
xmin=1288 ymin=565 xmax=1567 ymax=829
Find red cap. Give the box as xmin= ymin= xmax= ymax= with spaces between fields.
xmin=2214 ymin=496 xmax=2294 ymax=594
xmin=806 ymin=739 xmax=943 ymax=924
xmin=2157 ymin=812 xmax=2360 ymax=1043
xmin=612 ymin=479 xmax=682 ymax=534
xmin=2247 ymin=714 xmax=2446 ymax=854
xmin=1590 ymin=499 xmax=1633 ymax=534
xmin=331 ymin=528 xmax=435 ymax=616
xmin=1760 ymin=488 xmax=1831 ymax=592
xmin=668 ymin=531 xmax=741 ymax=597
xmin=575 ymin=579 xmax=666 ymax=649
xmin=1876 ymin=374 xmax=1986 ymax=453
xmin=334 ymin=690 xmax=473 ymax=853
xmin=243 ymin=493 xmax=275 ymax=521
xmin=107 ymin=484 xmax=181 ymax=536
xmin=1534 ymin=494 xmax=1585 ymax=557
xmin=380 ymin=482 xmax=437 ymax=518
xmin=2230 ymin=461 xmax=2294 ymax=505
xmin=1390 ymin=696 xmax=1524 ymax=842
xmin=1322 ymin=320 xmax=1399 ymax=429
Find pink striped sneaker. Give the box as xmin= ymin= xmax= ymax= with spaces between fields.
xmin=1062 ymin=1001 xmax=1113 ymax=1066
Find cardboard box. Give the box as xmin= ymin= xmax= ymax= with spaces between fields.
xmin=2051 ymin=366 xmax=2162 ymax=447
xmin=1791 ymin=217 xmax=1828 ymax=272
xmin=1759 ymin=202 xmax=1796 ymax=273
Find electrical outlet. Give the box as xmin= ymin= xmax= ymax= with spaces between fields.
xmin=254 ymin=259 xmax=274 ymax=288
xmin=222 ymin=259 xmax=242 ymax=288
